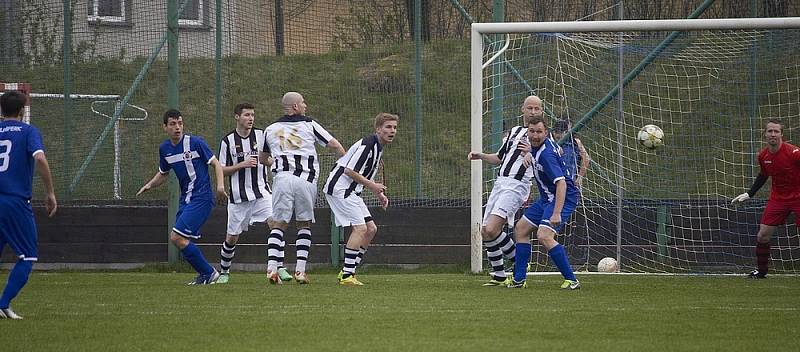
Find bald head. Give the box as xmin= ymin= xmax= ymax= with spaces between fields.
xmin=521 ymin=95 xmax=543 ymax=124
xmin=282 ymin=92 xmax=306 ymax=115
xmin=524 ymin=95 xmax=541 ymax=106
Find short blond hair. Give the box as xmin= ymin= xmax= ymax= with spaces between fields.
xmin=374 ymin=112 xmax=399 ymax=129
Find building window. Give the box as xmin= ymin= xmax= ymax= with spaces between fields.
xmin=178 ymin=0 xmax=206 ymax=27
xmin=88 ymin=0 xmax=127 ymax=23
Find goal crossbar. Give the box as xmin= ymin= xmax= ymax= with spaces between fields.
xmin=472 ymin=17 xmax=800 ymax=34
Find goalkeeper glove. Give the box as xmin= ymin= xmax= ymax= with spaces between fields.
xmin=731 ymin=193 xmax=750 ymax=204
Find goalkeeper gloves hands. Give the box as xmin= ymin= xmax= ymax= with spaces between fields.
xmin=731 ymin=193 xmax=750 ymax=204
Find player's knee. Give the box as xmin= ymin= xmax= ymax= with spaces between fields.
xmin=366 ymin=222 xmax=378 ymax=237
xmin=535 ymin=231 xmax=557 ymax=249
xmin=272 ymin=220 xmax=289 ymax=231
xmin=169 ymin=232 xmax=190 ymax=248
xmin=295 ymin=220 xmax=311 ymax=229
xmin=513 ymin=222 xmax=530 ymax=242
xmin=481 ymin=223 xmax=503 ymax=239
xmin=225 ymin=234 xmax=240 ymax=246
xmin=480 ymin=226 xmax=494 ymax=240
xmin=351 ymin=224 xmax=367 ymax=236
xmin=756 ymin=226 xmax=775 ymax=242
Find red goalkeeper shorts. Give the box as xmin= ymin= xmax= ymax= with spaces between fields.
xmin=761 ymin=198 xmax=800 ymax=226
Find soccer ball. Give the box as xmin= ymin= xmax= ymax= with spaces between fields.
xmin=637 ymin=124 xmax=664 ymax=149
xmin=597 ymin=257 xmax=618 ymax=273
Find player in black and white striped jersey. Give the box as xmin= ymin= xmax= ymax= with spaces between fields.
xmin=468 ymin=95 xmax=542 ymax=286
xmin=324 ymin=113 xmax=398 ymax=286
xmin=260 ymin=92 xmax=345 ymax=285
xmin=215 ymin=103 xmax=273 ymax=284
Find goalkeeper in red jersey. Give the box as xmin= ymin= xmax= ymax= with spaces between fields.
xmin=731 ymin=119 xmax=800 ymax=279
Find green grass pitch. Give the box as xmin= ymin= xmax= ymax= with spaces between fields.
xmin=1 ymin=271 xmax=798 ymax=351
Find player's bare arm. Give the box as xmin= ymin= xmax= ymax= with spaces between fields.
xmin=344 ymin=167 xmax=385 ymax=193
xmin=376 ymin=160 xmax=390 ymax=209
xmin=258 ymin=151 xmax=274 ymax=166
xmin=376 ymin=192 xmax=389 ymax=209
xmin=222 ymin=156 xmax=258 ymax=176
xmin=327 ymin=138 xmax=346 ymax=157
xmin=575 ymin=137 xmax=590 ymax=177
xmin=516 ymin=137 xmax=531 ymax=154
xmin=516 ymin=138 xmax=534 ymax=167
xmin=34 ymin=152 xmax=57 ymax=217
xmin=209 ymin=158 xmax=229 ymax=203
xmin=137 ymin=171 xmax=169 ymax=195
xmin=550 ymin=179 xmax=567 ymax=227
xmin=343 ymin=168 xmax=388 ymax=209
xmin=575 ymin=137 xmax=591 ymax=186
xmin=468 ymin=151 xmax=502 ymax=165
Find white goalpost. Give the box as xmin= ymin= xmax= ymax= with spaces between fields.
xmin=470 ymin=17 xmax=800 ymax=274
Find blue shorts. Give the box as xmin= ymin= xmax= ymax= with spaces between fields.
xmin=0 ymin=196 xmax=38 ymax=261
xmin=522 ymin=195 xmax=578 ymax=233
xmin=173 ymin=198 xmax=214 ymax=239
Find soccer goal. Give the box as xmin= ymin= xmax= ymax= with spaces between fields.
xmin=470 ymin=17 xmax=800 ymax=274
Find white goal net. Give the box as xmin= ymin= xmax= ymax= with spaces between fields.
xmin=471 ymin=18 xmax=800 ymax=273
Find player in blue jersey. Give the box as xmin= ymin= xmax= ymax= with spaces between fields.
xmin=0 ymin=90 xmax=57 ymax=319
xmin=552 ymin=118 xmax=591 ymax=264
xmin=510 ymin=115 xmax=581 ymax=289
xmin=137 ymin=109 xmax=228 ymax=285
xmin=552 ymin=119 xmax=590 ymax=188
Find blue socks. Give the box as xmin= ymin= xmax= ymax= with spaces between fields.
xmin=549 ymin=244 xmax=576 ymax=281
xmin=513 ymin=243 xmax=577 ymax=282
xmin=0 ymin=260 xmax=33 ymax=309
xmin=514 ymin=243 xmax=531 ymax=282
xmin=181 ymin=242 xmax=214 ymax=275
